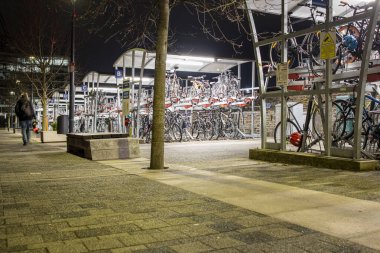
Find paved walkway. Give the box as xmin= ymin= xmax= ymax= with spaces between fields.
xmin=1 ymin=130 xmax=379 ymax=253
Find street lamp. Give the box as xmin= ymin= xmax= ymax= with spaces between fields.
xmin=9 ymin=91 xmax=15 ymax=130
xmin=69 ymin=0 xmax=76 ymax=133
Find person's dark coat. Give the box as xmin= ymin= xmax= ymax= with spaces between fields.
xmin=15 ymin=98 xmax=35 ymax=121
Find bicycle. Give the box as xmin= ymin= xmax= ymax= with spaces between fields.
xmin=165 ymin=65 xmax=182 ymax=99
xmin=273 ymin=85 xmax=344 ymax=153
xmin=209 ymin=108 xmax=237 ymax=140
xmin=332 ymin=1 xmax=380 ymax=73
xmin=139 ymin=113 xmax=153 ymax=143
xmin=164 ymin=109 xmax=182 ymax=142
xmin=191 ymin=111 xmax=214 ymax=141
xmin=188 ymin=75 xmax=210 ymax=99
xmin=270 ymin=3 xmax=324 ymax=71
xmin=332 ymin=84 xmax=380 ymax=158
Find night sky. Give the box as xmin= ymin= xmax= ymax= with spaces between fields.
xmin=76 ymin=5 xmax=256 ymax=74
xmin=1 ymin=1 xmax=281 ymax=88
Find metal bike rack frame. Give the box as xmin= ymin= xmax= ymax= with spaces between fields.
xmin=244 ymin=0 xmax=380 ymax=159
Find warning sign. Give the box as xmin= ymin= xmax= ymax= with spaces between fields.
xmin=320 ymin=31 xmax=336 ymax=60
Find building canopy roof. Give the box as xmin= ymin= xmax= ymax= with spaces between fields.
xmin=113 ymin=49 xmax=251 ymax=73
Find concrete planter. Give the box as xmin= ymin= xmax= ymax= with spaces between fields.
xmin=67 ymin=133 xmax=139 ymax=160
xmin=41 ymin=131 xmax=67 ymax=143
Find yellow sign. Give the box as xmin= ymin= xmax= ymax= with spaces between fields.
xmin=320 ymin=31 xmax=336 ymax=60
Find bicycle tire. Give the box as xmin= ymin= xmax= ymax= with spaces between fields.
xmin=333 ymin=99 xmax=372 ymax=150
xmin=269 ymin=41 xmax=297 ymax=69
xmin=224 ymin=118 xmax=237 ymax=139
xmin=274 ymin=120 xmax=301 ymax=151
xmin=360 ymin=118 xmax=373 ymax=150
xmin=307 ymin=32 xmax=323 ymax=76
xmin=171 ymin=123 xmax=182 ymax=142
xmin=203 ymin=120 xmax=214 ymax=140
xmin=191 ymin=120 xmax=201 ymax=139
xmin=311 ymin=101 xmax=346 ymax=142
xmin=333 ymin=99 xmax=355 ymax=140
xmin=145 ymin=127 xmax=152 ymax=143
xmin=210 ymin=119 xmax=220 ymax=140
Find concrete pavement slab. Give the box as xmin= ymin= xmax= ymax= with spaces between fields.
xmin=101 ymin=158 xmax=380 ymax=250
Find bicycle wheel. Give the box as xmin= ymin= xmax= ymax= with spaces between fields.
xmin=171 ymin=123 xmax=182 ymax=142
xmin=311 ymin=101 xmax=346 ymax=142
xmin=299 ymin=131 xmax=325 ymax=153
xmin=224 ymin=118 xmax=236 ymax=139
xmin=332 ymin=103 xmax=347 ymax=144
xmin=333 ymin=99 xmax=355 ymax=140
xmin=145 ymin=127 xmax=152 ymax=143
xmin=210 ymin=119 xmax=220 ymax=140
xmin=269 ymin=41 xmax=297 ymax=69
xmin=191 ymin=120 xmax=201 ymax=139
xmin=360 ymin=117 xmax=374 ymax=150
xmin=203 ymin=120 xmax=214 ymax=140
xmin=274 ymin=120 xmax=301 ymax=151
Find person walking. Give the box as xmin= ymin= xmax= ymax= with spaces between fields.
xmin=15 ymin=93 xmax=35 ymax=145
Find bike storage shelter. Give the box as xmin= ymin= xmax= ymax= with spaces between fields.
xmin=245 ymin=0 xmax=380 ymax=167
xmin=80 ymin=70 xmax=153 ymax=134
xmin=112 ymin=48 xmax=256 ymax=139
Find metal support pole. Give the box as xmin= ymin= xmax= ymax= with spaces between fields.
xmin=238 ymin=64 xmax=241 ymax=90
xmin=123 ymin=55 xmax=126 ymax=79
xmin=116 ymin=66 xmax=121 ymax=133
xmin=85 ymin=76 xmax=89 ymax=132
xmin=244 ymin=0 xmax=266 ymax=148
xmin=131 ymin=50 xmax=136 ymax=137
xmin=324 ymin=0 xmax=333 ymax=156
xmin=92 ymin=72 xmax=95 ymax=133
xmin=122 ymin=55 xmax=126 ymax=133
xmin=280 ymin=0 xmax=288 ymax=151
xmin=251 ymin=61 xmax=255 ymax=137
xmin=353 ymin=1 xmax=380 ymax=159
xmin=136 ymin=51 xmax=147 ymax=139
xmin=94 ymin=74 xmax=100 ymax=133
xmin=68 ymin=0 xmax=76 ymax=133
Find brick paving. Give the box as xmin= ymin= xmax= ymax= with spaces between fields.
xmin=0 ymin=130 xmax=378 ymax=252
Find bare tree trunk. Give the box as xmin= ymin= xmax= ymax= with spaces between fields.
xmin=42 ymin=93 xmax=49 ymax=131
xmin=150 ymin=0 xmax=169 ymax=170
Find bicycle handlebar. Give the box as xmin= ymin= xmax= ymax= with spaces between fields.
xmin=339 ymin=1 xmax=348 ymax=6
xmin=339 ymin=1 xmax=356 ymax=10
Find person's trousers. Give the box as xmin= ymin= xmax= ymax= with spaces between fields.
xmin=20 ymin=120 xmax=32 ymax=144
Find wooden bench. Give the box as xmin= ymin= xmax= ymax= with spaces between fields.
xmin=67 ymin=133 xmax=140 ymax=160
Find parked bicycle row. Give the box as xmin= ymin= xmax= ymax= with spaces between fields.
xmin=273 ymin=83 xmax=380 ymax=159
xmin=139 ymin=108 xmax=250 ymax=143
xmin=165 ymin=68 xmax=241 ymax=100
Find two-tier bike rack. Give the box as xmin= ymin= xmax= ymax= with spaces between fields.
xmin=245 ymin=0 xmax=380 ymax=160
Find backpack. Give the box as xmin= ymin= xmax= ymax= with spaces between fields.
xmin=22 ymin=101 xmax=33 ymax=118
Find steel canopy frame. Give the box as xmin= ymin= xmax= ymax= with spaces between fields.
xmin=245 ymin=0 xmax=380 ymax=159
xmin=113 ymin=50 xmax=251 ymax=74
xmin=113 ymin=48 xmax=254 ymax=138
